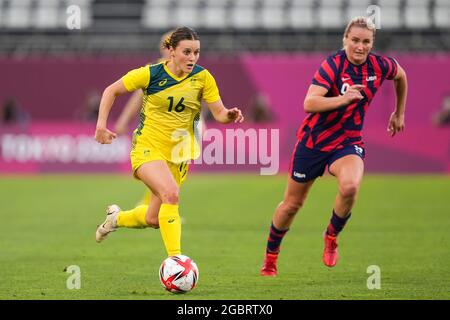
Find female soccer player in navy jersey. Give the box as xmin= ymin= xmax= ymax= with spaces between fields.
xmin=261 ymin=17 xmax=408 ymax=276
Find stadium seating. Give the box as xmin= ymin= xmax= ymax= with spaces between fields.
xmin=404 ymin=0 xmax=431 ymax=29
xmin=173 ymin=0 xmax=202 ymax=28
xmin=0 ymin=0 xmax=448 ymax=54
xmin=377 ymin=0 xmax=403 ymax=29
xmin=35 ymin=0 xmax=60 ymax=29
xmin=1 ymin=0 xmax=448 ymax=30
xmin=434 ymin=0 xmax=450 ymax=28
xmin=346 ymin=0 xmax=374 ymax=25
xmin=260 ymin=0 xmax=288 ymax=30
xmin=201 ymin=0 xmax=229 ymax=29
xmin=142 ymin=0 xmax=171 ymax=29
xmin=0 ymin=0 xmax=92 ymax=29
xmin=317 ymin=0 xmax=345 ymax=28
xmin=287 ymin=0 xmax=315 ymax=29
xmin=3 ymin=0 xmax=33 ymax=28
xmin=229 ymin=0 xmax=259 ymax=30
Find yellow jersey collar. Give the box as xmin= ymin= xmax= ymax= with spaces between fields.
xmin=163 ymin=61 xmax=190 ymax=82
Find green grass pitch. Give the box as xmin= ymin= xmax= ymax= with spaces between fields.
xmin=0 ymin=174 xmax=449 ymax=300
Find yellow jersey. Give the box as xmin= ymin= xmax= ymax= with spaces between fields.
xmin=122 ymin=61 xmax=220 ymax=164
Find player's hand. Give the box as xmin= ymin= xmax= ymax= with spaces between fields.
xmin=227 ymin=107 xmax=244 ymax=123
xmin=95 ymin=127 xmax=117 ymax=144
xmin=387 ymin=112 xmax=405 ymax=137
xmin=342 ymin=84 xmax=365 ymax=104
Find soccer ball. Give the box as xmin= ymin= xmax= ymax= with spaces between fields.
xmin=159 ymin=254 xmax=199 ymax=293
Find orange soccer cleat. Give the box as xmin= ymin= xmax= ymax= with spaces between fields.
xmin=323 ymin=232 xmax=339 ymax=267
xmin=260 ymin=252 xmax=279 ymax=276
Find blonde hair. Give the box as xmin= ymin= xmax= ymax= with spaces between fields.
xmin=160 ymin=30 xmax=175 ymax=48
xmin=343 ymin=16 xmax=376 ymax=46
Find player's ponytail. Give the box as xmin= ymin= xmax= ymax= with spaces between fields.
xmin=163 ymin=33 xmax=172 ymax=50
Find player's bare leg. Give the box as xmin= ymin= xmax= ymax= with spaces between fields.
xmin=324 ymin=155 xmax=364 ymax=267
xmin=145 ymin=190 xmax=162 ymax=229
xmin=136 ymin=161 xmax=180 ymax=205
xmin=330 ymin=155 xmax=364 ymax=216
xmin=261 ymin=178 xmax=315 ymax=276
xmin=273 ymin=178 xmax=315 ymax=230
xmin=136 ymin=161 xmax=182 ymax=256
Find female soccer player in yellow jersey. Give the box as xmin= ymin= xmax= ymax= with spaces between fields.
xmin=94 ymin=27 xmax=244 ymax=257
xmin=113 ymin=30 xmax=173 ymax=207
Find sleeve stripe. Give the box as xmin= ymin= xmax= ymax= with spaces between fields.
xmin=389 ymin=58 xmax=398 ymax=79
xmin=318 ymin=68 xmax=332 ymax=86
xmin=386 ymin=59 xmax=393 ymax=79
xmin=313 ymin=72 xmax=331 ymax=89
xmin=312 ymin=79 xmax=331 ymax=90
xmin=370 ymin=55 xmax=382 ymax=75
xmin=321 ymin=60 xmax=336 ymax=83
xmin=311 ymin=56 xmax=339 ymax=91
xmin=327 ymin=56 xmax=338 ymax=75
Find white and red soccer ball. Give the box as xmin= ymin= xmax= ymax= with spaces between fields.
xmin=159 ymin=254 xmax=199 ymax=293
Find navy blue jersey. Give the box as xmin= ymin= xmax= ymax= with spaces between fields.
xmin=297 ymin=50 xmax=398 ymax=151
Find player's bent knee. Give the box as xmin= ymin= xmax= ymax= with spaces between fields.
xmin=160 ymin=188 xmax=180 ymax=204
xmin=281 ymin=199 xmax=303 ymax=216
xmin=339 ymin=181 xmax=360 ymax=198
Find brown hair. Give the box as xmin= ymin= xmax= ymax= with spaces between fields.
xmin=162 ymin=26 xmax=200 ymax=50
xmin=343 ymin=16 xmax=376 ymax=45
xmin=159 ymin=29 xmax=175 ymax=48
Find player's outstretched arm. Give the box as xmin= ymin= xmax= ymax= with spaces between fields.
xmin=304 ymin=84 xmax=365 ymax=113
xmin=95 ymin=79 xmax=129 ymax=144
xmin=388 ymin=64 xmax=408 ymax=137
xmin=206 ymin=99 xmax=244 ymax=124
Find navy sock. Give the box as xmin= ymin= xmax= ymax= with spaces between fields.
xmin=266 ymin=223 xmax=289 ymax=254
xmin=326 ymin=210 xmax=351 ymax=237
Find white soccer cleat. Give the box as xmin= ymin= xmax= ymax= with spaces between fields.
xmin=95 ymin=204 xmax=120 ymax=243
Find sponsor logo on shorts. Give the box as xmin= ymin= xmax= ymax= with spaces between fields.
xmin=293 ymin=171 xmax=306 ymax=179
xmin=159 ymin=79 xmax=168 ymax=86
xmin=354 ymin=145 xmax=363 ymax=156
